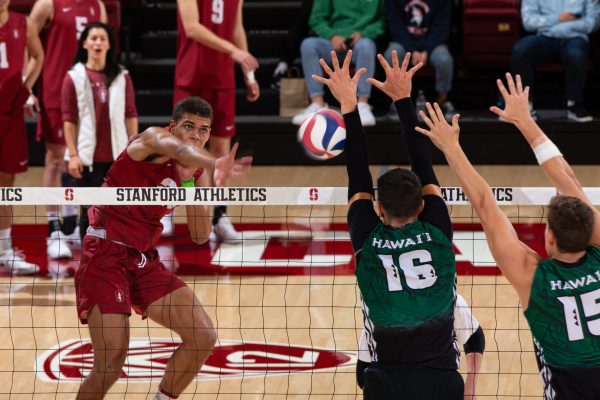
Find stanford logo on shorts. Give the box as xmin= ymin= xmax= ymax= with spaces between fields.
xmin=115 ymin=290 xmax=124 ymax=303
xmin=36 ymin=338 xmax=355 ymax=382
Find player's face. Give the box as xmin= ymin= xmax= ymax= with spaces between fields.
xmin=83 ymin=28 xmax=110 ymax=62
xmin=0 ymin=0 xmax=9 ymax=13
xmin=171 ymin=114 xmax=211 ymax=147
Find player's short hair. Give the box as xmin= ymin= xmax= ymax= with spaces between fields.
xmin=547 ymin=195 xmax=595 ymax=253
xmin=377 ymin=168 xmax=422 ymax=219
xmin=172 ymin=97 xmax=213 ymax=123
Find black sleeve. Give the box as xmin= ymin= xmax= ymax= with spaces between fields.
xmin=419 ymin=194 xmax=452 ymax=241
xmin=345 ymin=109 xmax=374 ymax=200
xmin=348 ymin=200 xmax=379 ymax=258
xmin=394 ymin=98 xmax=439 ymax=187
xmin=464 ymin=326 xmax=486 ymax=354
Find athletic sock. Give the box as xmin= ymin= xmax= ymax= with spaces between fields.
xmin=0 ymin=227 xmax=12 ymax=253
xmin=212 ymin=205 xmax=227 ymax=225
xmin=152 ymin=387 xmax=178 ymax=399
xmin=61 ymin=205 xmax=78 ymax=235
xmin=47 ymin=211 xmax=61 ymax=236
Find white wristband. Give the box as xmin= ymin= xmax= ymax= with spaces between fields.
xmin=533 ymin=139 xmax=562 ymax=165
xmin=245 ymin=70 xmax=255 ymax=84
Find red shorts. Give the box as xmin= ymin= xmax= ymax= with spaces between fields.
xmin=36 ymin=106 xmax=65 ymax=144
xmin=0 ymin=108 xmax=28 ymax=174
xmin=173 ymin=86 xmax=236 ymax=138
xmin=75 ymin=235 xmax=187 ymax=324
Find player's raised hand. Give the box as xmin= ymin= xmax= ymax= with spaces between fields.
xmin=490 ymin=73 xmax=532 ymax=126
xmin=312 ymin=50 xmax=366 ymax=114
xmin=213 ymin=142 xmax=253 ymax=187
xmin=367 ymin=51 xmax=423 ymax=101
xmin=415 ymin=102 xmax=461 ymax=152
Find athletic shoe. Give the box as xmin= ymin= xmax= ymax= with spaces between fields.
xmin=567 ymin=101 xmax=593 ymax=123
xmin=213 ymin=214 xmax=242 ymax=244
xmin=47 ymin=230 xmax=72 ymax=259
xmin=161 ymin=212 xmax=174 ymax=237
xmin=441 ymin=101 xmax=457 ymax=121
xmin=0 ymin=248 xmax=40 ymax=275
xmin=292 ymin=102 xmax=326 ymax=125
xmin=271 ymin=61 xmax=288 ymax=90
xmin=63 ymin=226 xmax=81 ymax=250
xmin=357 ymin=102 xmax=376 ymax=126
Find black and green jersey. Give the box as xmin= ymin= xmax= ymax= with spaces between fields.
xmin=356 ymin=218 xmax=459 ymax=369
xmin=524 ymin=246 xmax=600 ymax=399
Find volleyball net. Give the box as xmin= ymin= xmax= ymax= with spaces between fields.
xmin=2 ymin=186 xmax=596 ymax=398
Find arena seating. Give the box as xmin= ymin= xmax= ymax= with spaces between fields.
xmin=14 ymin=0 xmax=600 ymax=166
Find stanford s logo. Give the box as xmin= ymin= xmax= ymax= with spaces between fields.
xmin=64 ymin=188 xmax=74 ymax=201
xmin=36 ymin=338 xmax=355 ymax=382
xmin=309 ymin=188 xmax=319 ymax=201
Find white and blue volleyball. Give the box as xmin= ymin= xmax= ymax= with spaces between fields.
xmin=297 ymin=109 xmax=346 ymax=160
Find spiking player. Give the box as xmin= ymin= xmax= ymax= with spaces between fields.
xmin=75 ymin=97 xmax=252 ymax=400
xmin=419 ymin=73 xmax=600 ymax=399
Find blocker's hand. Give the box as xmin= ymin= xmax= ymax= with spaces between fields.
xmin=415 ymin=102 xmax=461 ymax=153
xmin=489 ymin=73 xmax=532 ymax=127
xmin=367 ymin=50 xmax=423 ymax=102
xmin=312 ymin=50 xmax=366 ymax=114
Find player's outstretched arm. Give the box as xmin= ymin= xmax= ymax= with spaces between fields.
xmin=491 ymin=73 xmax=600 ymax=246
xmin=129 ymin=127 xmax=252 ymax=187
xmin=312 ymin=50 xmax=373 ymax=206
xmin=417 ymin=104 xmax=540 ymax=308
xmin=368 ymin=50 xmax=451 ymax=239
xmin=367 ymin=51 xmax=441 ymax=197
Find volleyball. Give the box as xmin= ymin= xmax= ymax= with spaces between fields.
xmin=297 ymin=109 xmax=346 ymax=160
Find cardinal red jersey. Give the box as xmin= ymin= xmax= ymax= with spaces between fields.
xmin=0 ymin=12 xmax=27 ymax=110
xmin=37 ymin=0 xmax=101 ymax=109
xmin=88 ymin=136 xmax=203 ymax=252
xmin=174 ymin=0 xmax=239 ymax=89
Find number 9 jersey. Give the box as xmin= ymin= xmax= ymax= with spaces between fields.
xmin=175 ymin=0 xmax=239 ymax=90
xmin=356 ymin=218 xmax=459 ymax=370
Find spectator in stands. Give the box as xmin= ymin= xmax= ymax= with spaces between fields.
xmin=384 ymin=0 xmax=455 ymax=120
xmin=292 ymin=0 xmax=385 ymax=126
xmin=62 ymin=22 xmax=138 ymax=239
xmin=0 ymin=0 xmax=44 ymax=275
xmin=29 ymin=0 xmax=106 ymax=259
xmin=512 ymin=0 xmax=600 ymax=122
xmin=271 ymin=0 xmax=313 ymax=89
xmin=175 ymin=0 xmax=260 ymax=244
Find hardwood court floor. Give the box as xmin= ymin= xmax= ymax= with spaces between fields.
xmin=3 ymin=165 xmax=600 ymax=399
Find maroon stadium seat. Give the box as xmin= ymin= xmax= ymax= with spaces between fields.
xmin=463 ymin=0 xmax=522 ymax=65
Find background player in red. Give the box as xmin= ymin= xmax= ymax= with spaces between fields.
xmin=75 ymin=97 xmax=252 ymax=399
xmin=175 ymin=0 xmax=259 ymax=243
xmin=29 ymin=0 xmax=106 ymax=259
xmin=0 ymin=0 xmax=44 ymax=274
